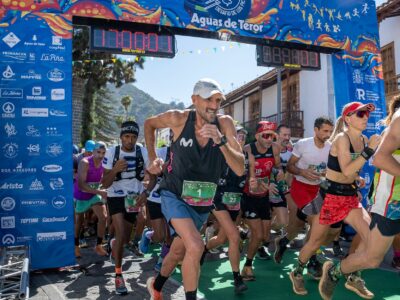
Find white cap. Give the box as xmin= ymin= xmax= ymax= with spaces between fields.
xmin=193 ymin=78 xmax=225 ymax=100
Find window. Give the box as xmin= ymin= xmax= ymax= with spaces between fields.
xmin=381 ymin=42 xmax=397 ymax=97
xmin=249 ymin=92 xmax=260 ymax=121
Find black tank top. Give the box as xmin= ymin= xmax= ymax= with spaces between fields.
xmin=217 ymin=151 xmax=248 ymax=195
xmin=327 ymin=134 xmax=366 ymax=172
xmin=159 ymin=110 xmax=226 ymax=212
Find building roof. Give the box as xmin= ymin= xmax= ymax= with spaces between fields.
xmin=377 ymin=0 xmax=400 ymax=22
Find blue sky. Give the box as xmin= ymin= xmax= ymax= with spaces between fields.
xmin=127 ymin=0 xmax=386 ymax=107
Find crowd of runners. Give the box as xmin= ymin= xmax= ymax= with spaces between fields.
xmin=72 ymin=78 xmax=400 ymax=300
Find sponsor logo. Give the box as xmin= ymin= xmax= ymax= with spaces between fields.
xmin=2 ymin=234 xmax=15 ymax=245
xmin=37 ymin=231 xmax=66 ymax=242
xmin=26 ymin=86 xmax=46 ymax=100
xmin=49 ymin=178 xmax=64 ymax=190
xmin=29 ymin=178 xmax=44 ymax=191
xmin=52 ymin=196 xmax=66 ymax=209
xmin=41 ymin=53 xmax=64 ymax=63
xmin=42 ymin=164 xmax=62 ymax=173
xmin=21 ymin=69 xmax=42 ymax=80
xmin=47 ymin=68 xmax=65 ymax=82
xmin=26 ymin=125 xmax=41 ymax=137
xmin=49 ymin=36 xmax=65 ymax=51
xmin=4 ymin=123 xmax=17 ymax=137
xmin=1 ymin=197 xmax=16 ymax=211
xmin=2 ymin=32 xmax=20 ymax=48
xmin=2 ymin=65 xmax=15 ymax=80
xmin=20 ymin=218 xmax=39 ymax=224
xmin=0 ymin=183 xmax=23 ymax=190
xmin=22 ymin=108 xmax=48 ymax=117
xmin=1 ymin=216 xmax=15 ymax=229
xmin=51 ymin=88 xmax=65 ymax=101
xmin=27 ymin=144 xmax=40 ymax=155
xmin=49 ymin=109 xmax=67 ymax=117
xmin=42 ymin=216 xmax=68 ymax=223
xmin=24 ymin=35 xmax=45 ymax=47
xmin=2 ymin=102 xmax=15 ymax=118
xmin=46 ymin=143 xmax=63 ymax=157
xmin=46 ymin=127 xmax=62 ymax=137
xmin=3 ymin=142 xmax=18 ymax=158
xmin=0 ymin=88 xmax=23 ymax=99
xmin=1 ymin=162 xmax=36 ymax=174
xmin=2 ymin=51 xmax=26 ymax=61
xmin=20 ymin=199 xmax=47 ymax=207
xmin=180 ymin=138 xmax=193 ymax=147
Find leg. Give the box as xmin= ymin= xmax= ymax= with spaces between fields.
xmin=111 ymin=213 xmax=126 ymax=270
xmin=92 ymin=204 xmax=108 ymax=256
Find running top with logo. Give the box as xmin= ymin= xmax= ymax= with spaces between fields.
xmin=148 ymin=146 xmax=170 ymax=204
xmin=371 ymin=149 xmax=400 ymax=220
xmin=243 ymin=142 xmax=275 ymax=197
xmin=215 ymin=151 xmax=249 ymax=210
xmin=73 ymin=156 xmax=103 ymax=200
xmin=158 ymin=110 xmax=226 ymax=213
xmin=292 ymin=137 xmax=331 ymax=185
xmin=102 ymin=144 xmax=149 ymax=197
xmin=280 ymin=147 xmax=292 ymax=172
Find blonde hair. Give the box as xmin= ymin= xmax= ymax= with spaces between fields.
xmin=384 ymin=95 xmax=400 ymax=126
xmin=329 ymin=116 xmax=345 ymax=142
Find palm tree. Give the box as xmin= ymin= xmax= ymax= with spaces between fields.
xmin=121 ymin=95 xmax=132 ymax=120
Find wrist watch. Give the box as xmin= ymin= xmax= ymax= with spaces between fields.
xmin=217 ymin=135 xmax=227 ymax=147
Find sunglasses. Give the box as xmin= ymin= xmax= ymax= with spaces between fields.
xmin=261 ymin=133 xmax=275 ymax=140
xmin=349 ymin=110 xmax=370 ymax=118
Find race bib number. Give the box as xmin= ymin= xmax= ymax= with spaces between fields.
xmin=125 ymin=194 xmax=139 ymax=213
xmin=222 ymin=192 xmax=241 ymax=211
xmin=181 ymin=181 xmax=217 ymax=207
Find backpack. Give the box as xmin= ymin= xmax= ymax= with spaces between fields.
xmin=112 ymin=145 xmax=144 ymax=181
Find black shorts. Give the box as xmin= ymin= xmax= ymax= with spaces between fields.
xmin=370 ymin=213 xmax=400 ymax=237
xmin=212 ymin=201 xmax=240 ymax=222
xmin=107 ymin=196 xmax=137 ymax=224
xmin=242 ymin=194 xmax=271 ymax=220
xmin=270 ymin=191 xmax=288 ymax=209
xmin=147 ymin=201 xmax=164 ymax=220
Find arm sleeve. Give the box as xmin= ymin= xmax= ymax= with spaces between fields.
xmin=291 ymin=140 xmax=303 ymax=158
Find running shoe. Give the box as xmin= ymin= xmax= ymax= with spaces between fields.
xmin=307 ymin=258 xmax=323 ymax=280
xmin=289 ymin=271 xmax=307 ymax=295
xmin=127 ymin=242 xmax=144 ymax=257
xmin=318 ymin=261 xmax=339 ymax=300
xmin=257 ymin=246 xmax=271 ymax=260
xmin=273 ymin=236 xmax=287 ymax=264
xmin=147 ymin=276 xmax=163 ymax=300
xmin=233 ymin=275 xmax=248 ymax=294
xmin=115 ymin=275 xmax=128 ymax=295
xmin=154 ymin=256 xmax=163 ymax=272
xmin=332 ymin=243 xmax=346 ymax=258
xmin=139 ymin=228 xmax=152 ymax=254
xmin=391 ymin=257 xmax=400 ymax=270
xmin=240 ymin=266 xmax=256 ymax=281
xmin=345 ymin=273 xmax=374 ymax=299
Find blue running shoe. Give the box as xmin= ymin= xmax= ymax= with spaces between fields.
xmin=139 ymin=228 xmax=152 ymax=254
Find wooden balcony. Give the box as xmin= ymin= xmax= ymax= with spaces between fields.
xmin=386 ymin=74 xmax=400 ymax=99
xmin=242 ymin=110 xmax=304 ymax=139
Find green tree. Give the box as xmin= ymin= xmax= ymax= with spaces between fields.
xmin=72 ymin=26 xmax=144 ymax=144
xmin=121 ymin=95 xmax=132 ymax=120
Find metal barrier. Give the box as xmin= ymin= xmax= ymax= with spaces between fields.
xmin=0 ymin=246 xmax=30 ymax=299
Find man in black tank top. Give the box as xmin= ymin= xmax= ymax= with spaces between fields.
xmin=144 ymin=78 xmax=245 ymax=300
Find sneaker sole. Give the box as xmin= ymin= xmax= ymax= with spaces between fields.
xmin=318 ymin=261 xmax=334 ymax=300
xmin=289 ymin=273 xmax=307 ymax=296
xmin=344 ymin=282 xmax=374 ymax=299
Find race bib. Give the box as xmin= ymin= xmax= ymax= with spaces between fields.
xmin=181 ymin=181 xmax=217 ymax=207
xmin=88 ymin=182 xmax=100 ymax=189
xmin=222 ymin=192 xmax=241 ymax=211
xmin=125 ymin=193 xmax=139 ymax=213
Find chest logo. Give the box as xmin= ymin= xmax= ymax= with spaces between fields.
xmin=180 ymin=138 xmax=193 ymax=147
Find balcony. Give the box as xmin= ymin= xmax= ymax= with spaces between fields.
xmin=386 ymin=74 xmax=400 ymax=98
xmin=242 ymin=110 xmax=304 ymax=139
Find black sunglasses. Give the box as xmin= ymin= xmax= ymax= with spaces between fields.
xmin=349 ymin=110 xmax=370 ymax=118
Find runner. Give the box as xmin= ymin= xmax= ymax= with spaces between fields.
xmin=144 ymin=78 xmax=244 ymax=300
xmin=241 ymin=121 xmax=283 ymax=280
xmin=101 ymin=121 xmax=150 ymax=295
xmin=73 ymin=141 xmax=108 ymax=258
xmin=202 ymin=125 xmax=248 ymax=294
xmin=319 ymin=99 xmax=400 ymax=300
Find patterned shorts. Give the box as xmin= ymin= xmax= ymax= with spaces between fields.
xmin=319 ymin=193 xmax=361 ymax=225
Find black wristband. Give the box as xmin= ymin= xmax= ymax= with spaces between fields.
xmin=360 ymin=147 xmax=375 ymax=160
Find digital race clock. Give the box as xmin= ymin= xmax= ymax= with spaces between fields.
xmin=256 ymin=45 xmax=321 ymax=70
xmin=90 ymin=26 xmax=176 ymax=58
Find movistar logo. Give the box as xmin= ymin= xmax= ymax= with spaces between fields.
xmin=180 ymin=138 xmax=193 ymax=147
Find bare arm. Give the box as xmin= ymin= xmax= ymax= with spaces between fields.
xmin=373 ymin=115 xmax=400 ymax=176
xmin=287 ymin=154 xmax=320 ymax=181
xmin=101 ymin=159 xmax=128 ymax=188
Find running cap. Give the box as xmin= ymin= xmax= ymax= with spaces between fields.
xmin=93 ymin=141 xmax=106 ymax=150
xmin=120 ymin=121 xmax=139 ymax=136
xmin=235 ymin=125 xmax=248 ymax=134
xmin=256 ymin=121 xmax=277 ymax=134
xmin=193 ymin=78 xmax=225 ymax=100
xmin=342 ymin=102 xmax=375 ymax=119
xmin=84 ymin=140 xmax=95 ymax=152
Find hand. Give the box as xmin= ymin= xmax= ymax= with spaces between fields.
xmin=147 ymin=158 xmax=164 ymax=176
xmin=356 ymin=176 xmax=366 ymax=189
xmin=249 ymin=177 xmax=257 ymax=190
xmin=368 ymin=134 xmax=382 ymax=150
xmin=300 ymin=169 xmax=320 ymax=181
xmin=269 ymin=182 xmax=279 ymax=195
xmin=114 ymin=159 xmax=128 ymax=173
xmin=136 ymin=192 xmax=148 ymax=207
xmin=276 ymin=169 xmax=285 ymax=181
xmin=198 ymin=124 xmax=223 ymax=144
